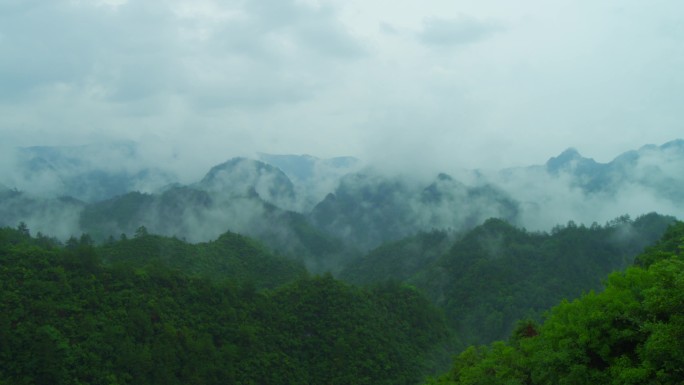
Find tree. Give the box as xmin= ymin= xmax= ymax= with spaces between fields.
xmin=17 ymin=222 xmax=30 ymax=238
xmin=134 ymin=226 xmax=149 ymax=239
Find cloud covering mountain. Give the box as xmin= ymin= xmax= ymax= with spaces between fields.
xmin=2 ymin=1 xmax=683 ymax=173
xmin=1 ymin=140 xmax=683 ymax=268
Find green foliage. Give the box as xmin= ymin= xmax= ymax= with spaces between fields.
xmin=340 ymin=230 xmax=453 ymax=285
xmin=79 ymin=187 xmax=358 ymax=274
xmin=428 ymin=221 xmax=684 ymax=385
xmin=251 ymin=204 xmax=359 ymax=274
xmin=80 ymin=191 xmax=156 ymax=240
xmin=0 ymin=226 xmax=450 ymax=385
xmin=409 ymin=214 xmax=674 ymax=345
xmin=634 ymin=218 xmax=684 ymax=267
xmin=99 ymin=229 xmax=306 ymax=289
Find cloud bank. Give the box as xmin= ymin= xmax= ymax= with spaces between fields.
xmin=1 ymin=0 xmax=683 ymax=177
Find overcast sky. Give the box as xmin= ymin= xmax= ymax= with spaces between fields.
xmin=1 ymin=0 xmax=683 ymax=174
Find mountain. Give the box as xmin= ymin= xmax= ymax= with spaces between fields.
xmin=310 ymin=170 xmax=520 ymax=251
xmin=2 ymin=139 xmax=683 ymax=271
xmin=545 ymin=148 xmax=599 ymax=174
xmin=341 ymin=213 xmax=675 ymax=346
xmin=542 ymin=140 xmax=684 ymax=198
xmin=257 ymin=153 xmax=363 ymax=211
xmin=339 ymin=230 xmax=455 ymax=285
xmin=79 ymin=185 xmax=356 ymax=273
xmin=3 ymin=142 xmax=177 ymax=202
xmin=198 ymin=157 xmax=298 ymax=211
xmin=99 ymin=229 xmax=307 ymax=289
xmin=0 ymin=188 xmax=84 ymax=239
xmin=257 ymin=153 xmax=360 ymax=183
xmin=491 ymin=139 xmax=684 ymax=230
xmin=0 ymin=226 xmax=453 ymax=385
xmin=427 ymin=220 xmax=684 ymax=385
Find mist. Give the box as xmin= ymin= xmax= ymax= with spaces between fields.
xmin=2 ymin=2 xmax=684 ymax=271
xmin=2 ymin=1 xmax=683 ymax=174
xmin=0 ymin=138 xmax=683 ymax=279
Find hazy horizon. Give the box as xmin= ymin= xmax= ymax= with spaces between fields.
xmin=2 ymin=1 xmax=683 ymax=176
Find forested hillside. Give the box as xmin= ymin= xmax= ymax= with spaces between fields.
xmin=4 ymin=0 xmax=684 ymax=382
xmin=98 ymin=227 xmax=307 ymax=289
xmin=1 ymin=215 xmax=681 ymax=384
xmin=80 ymin=187 xmax=356 ymax=273
xmin=343 ymin=213 xmax=675 ymax=346
xmin=1 ymin=143 xmax=683 ymax=384
xmin=426 ymin=221 xmax=684 ymax=385
xmin=4 ymin=141 xmax=684 ymax=274
xmin=0 ymin=226 xmax=453 ymax=385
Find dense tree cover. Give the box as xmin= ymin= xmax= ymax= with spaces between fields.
xmin=0 ymin=225 xmax=453 ymax=385
xmin=340 ymin=230 xmax=455 ymax=285
xmin=79 ymin=187 xmax=356 ymax=274
xmin=426 ymin=220 xmax=684 ymax=385
xmin=343 ymin=213 xmax=674 ymax=346
xmin=235 ymin=202 xmax=359 ymax=274
xmin=99 ymin=227 xmax=306 ymax=289
xmin=416 ymin=214 xmax=674 ymax=345
xmin=310 ymin=172 xmax=520 ymax=252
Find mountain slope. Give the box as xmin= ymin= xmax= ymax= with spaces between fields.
xmin=198 ymin=157 xmax=298 ymax=211
xmin=310 ymin=171 xmax=520 ymax=251
xmin=98 ymin=229 xmax=307 ymax=288
xmin=0 ymin=226 xmax=453 ymax=385
xmin=412 ymin=213 xmax=674 ymax=345
xmin=2 ymin=140 xmax=683 ymax=273
xmin=427 ymin=220 xmax=684 ymax=385
xmin=4 ymin=142 xmax=177 ymax=202
xmin=340 ymin=213 xmax=674 ymax=346
xmin=80 ymin=186 xmax=356 ymax=273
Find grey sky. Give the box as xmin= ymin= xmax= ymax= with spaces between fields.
xmin=1 ymin=0 xmax=683 ymax=176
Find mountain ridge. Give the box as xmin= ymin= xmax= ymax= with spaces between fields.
xmin=1 ymin=139 xmax=682 ymax=263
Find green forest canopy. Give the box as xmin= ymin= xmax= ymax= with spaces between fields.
xmin=427 ymin=221 xmax=684 ymax=385
xmin=0 ymin=225 xmax=453 ymax=385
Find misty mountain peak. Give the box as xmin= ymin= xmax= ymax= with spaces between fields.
xmin=437 ymin=173 xmax=453 ymax=182
xmin=552 ymin=147 xmax=582 ymax=162
xmin=638 ymin=139 xmax=684 ymax=157
xmin=546 ymin=147 xmax=597 ymax=174
xmin=8 ymin=142 xmax=178 ymax=202
xmin=257 ymin=153 xmax=361 ymax=182
xmin=199 ymin=157 xmax=298 ymax=210
xmin=660 ymin=138 xmax=684 ymax=151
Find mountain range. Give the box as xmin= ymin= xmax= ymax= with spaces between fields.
xmin=1 ymin=139 xmax=683 ymax=271
xmin=0 ymin=140 xmax=684 ymax=374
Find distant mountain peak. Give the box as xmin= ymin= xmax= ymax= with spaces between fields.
xmin=199 ymin=157 xmax=298 ymax=210
xmin=437 ymin=173 xmax=453 ymax=182
xmin=545 ymin=147 xmax=596 ymax=173
xmin=659 ymin=138 xmax=684 ymax=151
xmin=556 ymin=147 xmax=582 ymax=160
xmin=201 ymin=157 xmax=292 ymax=188
xmin=257 ymin=153 xmax=361 ymax=182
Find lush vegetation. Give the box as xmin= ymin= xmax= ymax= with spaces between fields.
xmin=79 ymin=188 xmax=356 ymax=274
xmin=340 ymin=230 xmax=455 ymax=285
xmin=427 ymin=221 xmax=684 ymax=385
xmin=98 ymin=226 xmax=306 ymax=289
xmin=0 ymin=225 xmax=453 ymax=385
xmin=343 ymin=213 xmax=674 ymax=346
xmin=1 ymin=213 xmax=679 ymax=384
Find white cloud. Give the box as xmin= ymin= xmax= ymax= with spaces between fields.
xmin=0 ymin=0 xmax=682 ymax=174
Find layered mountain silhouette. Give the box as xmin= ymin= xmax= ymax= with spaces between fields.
xmin=1 ymin=139 xmax=683 ymax=272
xmin=4 ymin=141 xmax=177 ymax=202
xmin=339 ymin=213 xmax=675 ymax=345
xmin=541 ymin=139 xmax=684 ymax=199
xmin=309 ymin=171 xmax=519 ymax=250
